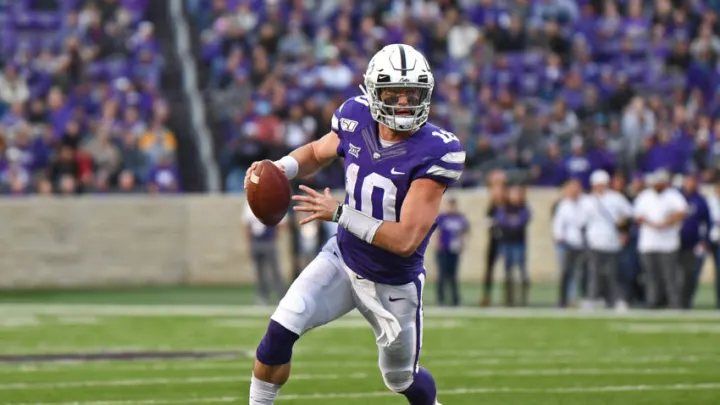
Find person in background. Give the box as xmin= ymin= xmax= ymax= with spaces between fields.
xmin=678 ymin=172 xmax=711 ymax=309
xmin=244 ymin=202 xmax=286 ymax=305
xmin=612 ymin=172 xmax=639 ymax=304
xmin=706 ymin=178 xmax=720 ymax=309
xmin=582 ymin=170 xmax=633 ymax=311
xmin=480 ymin=170 xmax=506 ymax=306
xmin=435 ymin=197 xmax=470 ymax=306
xmin=287 ymin=208 xmax=333 ymax=281
xmin=633 ymin=169 xmax=688 ymax=308
xmin=621 ymin=172 xmax=647 ymax=305
xmin=550 ymin=189 xmax=567 ymax=302
xmin=552 ymin=178 xmax=586 ymax=308
xmin=495 ymin=184 xmax=532 ymax=306
xmin=116 ymin=170 xmax=141 ymax=193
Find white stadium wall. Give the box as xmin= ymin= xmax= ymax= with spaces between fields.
xmin=0 ymin=190 xmax=715 ymax=289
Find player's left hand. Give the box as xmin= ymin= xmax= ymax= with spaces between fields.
xmin=292 ymin=185 xmax=340 ymax=225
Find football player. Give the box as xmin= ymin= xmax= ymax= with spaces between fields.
xmin=245 ymin=44 xmax=465 ymax=405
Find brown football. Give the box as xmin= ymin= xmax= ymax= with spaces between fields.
xmin=246 ymin=160 xmax=291 ymax=226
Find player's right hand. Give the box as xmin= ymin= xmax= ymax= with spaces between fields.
xmin=243 ymin=161 xmax=286 ymax=190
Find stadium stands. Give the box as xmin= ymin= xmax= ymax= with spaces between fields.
xmin=0 ymin=0 xmax=178 ymax=194
xmin=187 ymin=0 xmax=720 ymax=191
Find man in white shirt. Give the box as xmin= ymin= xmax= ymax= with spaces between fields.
xmin=633 ymin=169 xmax=688 ymax=308
xmin=582 ymin=170 xmax=633 ymax=310
xmin=553 ymin=178 xmax=587 ymax=307
xmin=706 ymin=179 xmax=720 ymax=309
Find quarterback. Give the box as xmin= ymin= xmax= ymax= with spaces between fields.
xmin=245 ymin=44 xmax=465 ymax=405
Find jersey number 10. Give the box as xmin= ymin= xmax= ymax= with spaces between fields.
xmin=346 ymin=163 xmax=398 ymax=221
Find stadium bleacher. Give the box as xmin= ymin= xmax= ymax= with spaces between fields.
xmin=0 ymin=0 xmax=178 ymax=194
xmin=187 ymin=0 xmax=720 ymax=191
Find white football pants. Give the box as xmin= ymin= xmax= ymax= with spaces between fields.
xmin=270 ymin=236 xmax=425 ymax=392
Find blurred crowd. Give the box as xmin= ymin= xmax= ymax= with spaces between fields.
xmin=0 ymin=0 xmax=179 ymax=195
xmin=188 ymin=0 xmax=720 ymax=191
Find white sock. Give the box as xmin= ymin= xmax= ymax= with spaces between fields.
xmin=249 ymin=375 xmax=281 ymax=405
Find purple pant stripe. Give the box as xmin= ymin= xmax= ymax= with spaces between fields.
xmin=412 ymin=275 xmax=423 ymax=373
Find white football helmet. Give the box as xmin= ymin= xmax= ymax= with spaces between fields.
xmin=362 ymin=44 xmax=434 ymax=132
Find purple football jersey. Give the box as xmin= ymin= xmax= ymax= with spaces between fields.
xmin=332 ymin=96 xmax=465 ymax=285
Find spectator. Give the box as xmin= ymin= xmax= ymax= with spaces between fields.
xmin=564 ymin=137 xmax=592 ymax=189
xmin=547 ymin=99 xmax=579 ymax=147
xmin=83 ymin=127 xmax=121 ymax=180
xmin=706 ymin=178 xmax=720 ymax=309
xmin=316 ymin=50 xmax=353 ymax=91
xmin=622 ymin=97 xmax=656 ymax=168
xmin=678 ymin=172 xmax=711 ymax=309
xmin=283 ymin=105 xmax=315 ymax=150
xmin=495 ymin=184 xmax=532 ymax=306
xmin=633 ymin=169 xmax=688 ymax=308
xmin=58 ymin=174 xmax=78 ymax=196
xmin=244 ymin=201 xmax=285 ymax=305
xmin=147 ymin=154 xmax=179 ymax=194
xmin=287 ymin=208 xmax=333 ymax=281
xmin=690 ymin=23 xmax=720 ymax=60
xmin=614 ymin=171 xmax=643 ymax=305
xmin=582 ymin=170 xmax=633 ymax=311
xmin=36 ymin=177 xmax=53 ymax=196
xmin=480 ymin=170 xmax=506 ymax=307
xmin=50 ymin=144 xmax=79 ymax=192
xmin=138 ymin=102 xmax=177 ymax=166
xmin=447 ymin=15 xmax=480 ymax=60
xmin=533 ymin=142 xmax=567 ymax=186
xmin=553 ymin=178 xmax=586 ymax=308
xmin=435 ymin=197 xmax=470 ymax=306
xmin=116 ymin=169 xmax=141 ymax=193
xmin=0 ymin=64 xmax=30 ymax=106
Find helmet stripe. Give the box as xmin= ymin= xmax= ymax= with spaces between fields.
xmin=398 ymin=44 xmax=407 ymax=76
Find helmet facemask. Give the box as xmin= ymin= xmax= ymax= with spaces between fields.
xmin=365 ymin=82 xmax=432 ymax=132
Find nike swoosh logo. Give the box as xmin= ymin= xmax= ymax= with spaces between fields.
xmin=355 ymin=275 xmax=364 ymax=280
xmin=390 ymin=168 xmax=405 ymax=175
xmin=388 ymin=296 xmax=405 ymax=302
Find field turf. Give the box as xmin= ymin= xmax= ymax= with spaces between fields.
xmin=0 ymin=285 xmax=719 ymax=404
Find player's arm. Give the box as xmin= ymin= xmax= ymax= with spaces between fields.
xmin=244 ymin=131 xmax=340 ymax=188
xmin=293 ymin=178 xmax=446 ymax=258
xmin=288 ymin=131 xmax=341 ymax=178
xmin=370 ymin=179 xmax=445 ymax=257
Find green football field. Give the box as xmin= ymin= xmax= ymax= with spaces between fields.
xmin=1 ymin=285 xmax=719 ymax=404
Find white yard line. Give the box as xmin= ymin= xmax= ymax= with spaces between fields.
xmin=612 ymin=322 xmax=720 ymax=333
xmin=2 ymin=304 xmax=720 ymax=320
xmin=212 ymin=318 xmax=462 ymax=329
xmin=0 ymin=368 xmax=691 ymax=390
xmin=0 ymin=373 xmax=366 ymax=391
xmin=0 ymin=350 xmax=717 ymax=374
xmin=7 ymin=382 xmax=720 ymax=404
xmin=11 ymin=397 xmax=240 ymax=405
xmin=278 ymin=382 xmax=720 ymax=400
xmin=468 ymin=367 xmax=689 ymax=377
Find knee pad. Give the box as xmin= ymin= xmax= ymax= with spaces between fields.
xmin=382 ymin=369 xmax=414 ymax=393
xmin=255 ymin=320 xmax=299 ymax=365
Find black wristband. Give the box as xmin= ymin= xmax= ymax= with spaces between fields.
xmin=332 ymin=204 xmax=343 ymax=222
